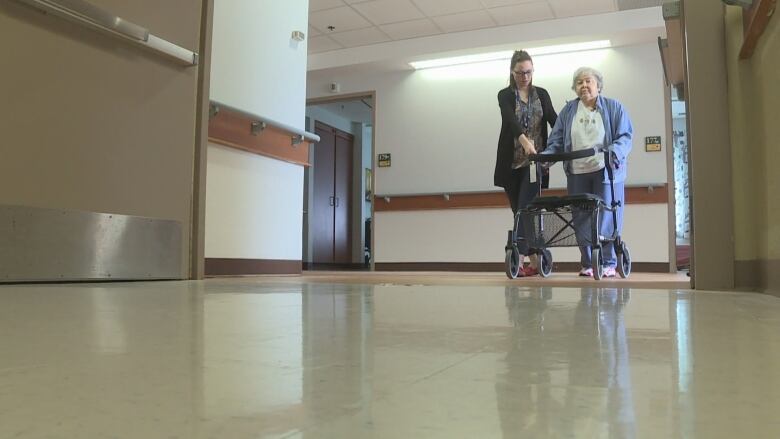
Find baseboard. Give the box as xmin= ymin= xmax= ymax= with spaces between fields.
xmin=205 ymin=258 xmax=301 ymax=276
xmin=303 ymin=263 xmax=369 ymax=271
xmin=375 ymin=262 xmax=671 ymax=273
xmin=735 ymin=259 xmax=780 ymax=297
xmin=375 ymin=263 xmax=502 ymax=272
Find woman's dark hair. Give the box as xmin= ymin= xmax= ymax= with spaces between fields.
xmin=509 ymin=50 xmax=533 ymax=89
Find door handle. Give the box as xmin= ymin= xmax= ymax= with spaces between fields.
xmin=334 ymin=197 xmax=339 ymax=207
xmin=329 ymin=196 xmax=335 ymax=206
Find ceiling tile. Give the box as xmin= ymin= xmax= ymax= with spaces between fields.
xmin=352 ymin=0 xmax=425 ymax=25
xmin=480 ymin=0 xmax=540 ymax=7
xmin=309 ymin=0 xmax=346 ymax=12
xmin=379 ymin=18 xmax=442 ymax=40
xmin=308 ymin=25 xmax=322 ymax=37
xmin=310 ymin=6 xmax=374 ymax=33
xmin=431 ymin=10 xmax=496 ymax=32
xmin=307 ymin=36 xmax=345 ymax=53
xmin=487 ymin=2 xmax=554 ymax=26
xmin=411 ymin=0 xmax=484 ymax=16
xmin=548 ymin=0 xmax=617 ymax=18
xmin=616 ymin=0 xmax=665 ymax=11
xmin=328 ymin=27 xmax=392 ymax=47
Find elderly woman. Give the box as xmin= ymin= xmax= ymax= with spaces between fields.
xmin=543 ymin=67 xmax=633 ymax=277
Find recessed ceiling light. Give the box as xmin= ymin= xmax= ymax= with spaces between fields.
xmin=409 ymin=40 xmax=612 ymax=70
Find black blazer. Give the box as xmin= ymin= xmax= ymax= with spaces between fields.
xmin=493 ymin=85 xmax=557 ymax=188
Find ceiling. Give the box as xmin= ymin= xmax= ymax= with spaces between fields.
xmin=308 ymin=0 xmax=666 ymax=54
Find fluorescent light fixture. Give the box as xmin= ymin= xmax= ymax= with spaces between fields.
xmin=526 ymin=40 xmax=612 ymax=56
xmin=410 ymin=51 xmax=512 ymax=70
xmin=410 ymin=40 xmax=611 ymax=70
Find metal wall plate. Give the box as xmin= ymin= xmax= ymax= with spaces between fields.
xmin=0 ymin=205 xmax=183 ymax=282
xmin=663 ymin=1 xmax=681 ymax=19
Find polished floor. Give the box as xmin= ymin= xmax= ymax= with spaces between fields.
xmin=1 ymin=275 xmax=779 ymax=438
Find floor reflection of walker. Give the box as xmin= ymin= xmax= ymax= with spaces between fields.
xmin=498 ymin=287 xmax=635 ymax=437
xmin=505 ymin=147 xmax=632 ymax=280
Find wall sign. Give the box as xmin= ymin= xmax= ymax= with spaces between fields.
xmin=378 ymin=153 xmax=391 ymax=167
xmin=645 ymin=136 xmax=662 ymax=152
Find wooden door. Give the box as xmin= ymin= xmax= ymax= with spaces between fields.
xmin=334 ymin=131 xmax=353 ymax=263
xmin=312 ymin=123 xmax=335 ymax=263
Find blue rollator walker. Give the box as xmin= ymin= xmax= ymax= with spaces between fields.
xmin=504 ymin=146 xmax=632 ymax=280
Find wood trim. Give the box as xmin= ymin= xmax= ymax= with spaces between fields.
xmin=205 ymin=258 xmax=302 ymax=276
xmin=375 ymin=262 xmax=671 ymax=273
xmin=303 ymin=263 xmax=368 ymax=271
xmin=739 ymin=0 xmax=777 ymax=59
xmin=374 ymin=184 xmax=669 ymax=212
xmin=208 ymin=107 xmax=311 ymax=166
xmin=663 ymin=17 xmax=685 ymax=86
xmin=190 ymin=0 xmax=214 ymax=280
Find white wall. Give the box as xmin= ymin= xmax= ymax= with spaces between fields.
xmin=211 ymin=0 xmax=309 ymax=129
xmin=309 ymin=42 xmax=671 ymax=264
xmin=206 ymin=145 xmax=304 ymax=259
xmin=310 ymin=43 xmax=667 ymax=194
xmin=207 ymin=0 xmax=309 ymax=261
xmin=376 ymin=205 xmax=669 ymax=264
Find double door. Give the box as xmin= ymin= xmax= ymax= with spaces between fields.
xmin=312 ymin=121 xmax=352 ymax=264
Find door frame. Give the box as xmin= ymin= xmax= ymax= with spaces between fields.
xmin=306 ymin=91 xmax=377 ymax=271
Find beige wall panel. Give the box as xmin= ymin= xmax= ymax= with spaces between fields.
xmin=0 ymin=0 xmax=204 ymax=277
xmin=683 ymin=0 xmax=735 ymax=290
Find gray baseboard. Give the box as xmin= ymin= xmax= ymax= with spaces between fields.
xmin=0 ymin=205 xmax=182 ymax=282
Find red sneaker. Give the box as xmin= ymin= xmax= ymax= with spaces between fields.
xmin=523 ymin=265 xmax=539 ymax=277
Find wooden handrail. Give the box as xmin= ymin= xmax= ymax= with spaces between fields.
xmin=739 ymin=0 xmax=777 ymax=59
xmin=374 ymin=184 xmax=669 ymax=212
xmin=208 ymin=104 xmax=312 ymax=167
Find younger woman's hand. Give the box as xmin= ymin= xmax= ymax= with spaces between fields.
xmin=519 ymin=134 xmax=537 ymax=155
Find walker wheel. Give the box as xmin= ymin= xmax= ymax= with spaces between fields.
xmin=539 ymin=249 xmax=553 ymax=278
xmin=505 ymin=246 xmax=522 ymax=279
xmin=617 ymin=243 xmax=631 ymax=278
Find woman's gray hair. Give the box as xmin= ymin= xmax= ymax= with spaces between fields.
xmin=571 ymin=67 xmax=604 ymax=92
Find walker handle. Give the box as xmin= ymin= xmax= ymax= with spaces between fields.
xmin=528 ymin=148 xmax=596 ymax=163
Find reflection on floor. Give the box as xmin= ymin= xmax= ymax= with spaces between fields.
xmin=1 ymin=276 xmax=778 ymax=438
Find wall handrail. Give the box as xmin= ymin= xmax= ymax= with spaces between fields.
xmin=374 ymin=184 xmax=669 ymax=211
xmin=210 ymin=101 xmax=320 ymax=143
xmin=13 ymin=0 xmax=199 ymax=66
xmin=375 ymin=184 xmax=667 ymax=200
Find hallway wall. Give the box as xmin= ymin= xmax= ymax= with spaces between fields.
xmin=308 ymin=42 xmax=671 ymax=266
xmin=205 ymin=0 xmax=310 ymax=267
xmin=726 ymin=6 xmax=780 ymax=294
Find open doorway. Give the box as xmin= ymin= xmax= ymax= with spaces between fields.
xmin=304 ymin=93 xmax=375 ymax=271
xmin=670 ymin=91 xmax=690 ymax=272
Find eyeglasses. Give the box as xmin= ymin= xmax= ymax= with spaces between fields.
xmin=512 ymin=69 xmax=533 ymax=77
